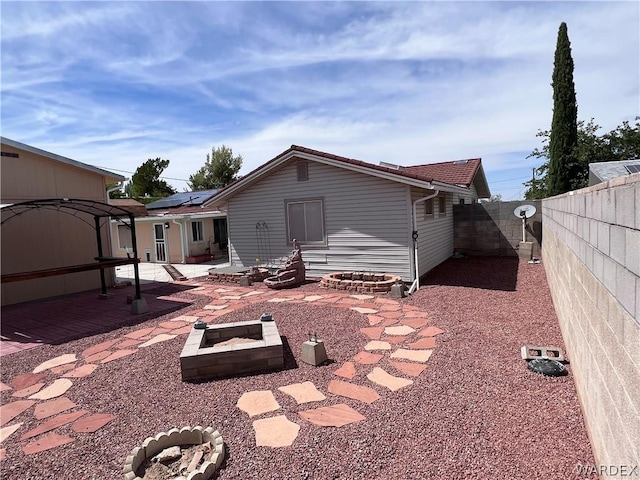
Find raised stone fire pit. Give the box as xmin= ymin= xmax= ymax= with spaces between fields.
xmin=123 ymin=426 xmax=224 ymax=480
xmin=320 ymin=272 xmax=402 ymax=293
xmin=179 ymin=319 xmax=284 ymax=382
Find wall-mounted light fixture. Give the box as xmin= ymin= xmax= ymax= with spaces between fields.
xmin=164 ymin=222 xmax=170 ymax=228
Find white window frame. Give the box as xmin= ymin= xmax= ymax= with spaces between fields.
xmin=191 ymin=220 xmax=204 ymax=243
xmin=285 ymin=198 xmax=326 ymax=246
xmin=117 ymin=224 xmax=133 ymax=250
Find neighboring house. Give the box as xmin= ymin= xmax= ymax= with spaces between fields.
xmin=204 ymin=145 xmax=490 ymax=287
xmin=589 ymin=159 xmax=640 ymax=186
xmin=1 ymin=137 xmax=125 ymax=306
xmin=110 ymin=190 xmax=227 ymax=264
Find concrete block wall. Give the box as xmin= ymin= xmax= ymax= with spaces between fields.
xmin=453 ymin=200 xmax=542 ymax=257
xmin=542 ymin=173 xmax=639 ymax=474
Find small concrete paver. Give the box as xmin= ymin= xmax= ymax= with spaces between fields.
xmin=21 ymin=410 xmax=88 ymax=441
xmin=237 ymin=390 xmax=281 ymax=417
xmin=29 ymin=379 xmax=73 ymax=401
xmin=34 ymin=397 xmax=76 ymax=420
xmin=328 ymin=379 xmax=380 ymax=404
xmin=419 ymin=326 xmax=445 ymax=337
xmin=299 ymin=403 xmax=365 ymax=427
xmin=10 ymin=374 xmax=45 ymax=391
xmin=11 ymin=383 xmax=45 ymax=398
xmin=0 ymin=400 xmax=35 ymax=426
xmin=333 ymin=362 xmax=357 ymax=380
xmin=62 ymin=364 xmax=99 ymax=378
xmin=278 ymin=382 xmax=326 ymax=404
xmin=253 ymin=415 xmax=300 ymax=447
xmin=350 ymin=307 xmax=379 ymax=314
xmin=71 ymin=413 xmax=117 ymax=433
xmin=138 ymin=334 xmax=177 ymax=348
xmin=408 ymin=337 xmax=437 ymax=349
xmin=101 ymin=349 xmax=137 ymax=364
xmin=384 ymin=325 xmax=416 ymax=336
xmin=353 ymin=351 xmax=383 ymax=365
xmin=389 ymin=361 xmax=428 ymax=378
xmin=389 ymin=348 xmax=433 ymax=363
xmin=32 ymin=354 xmax=77 ymax=374
xmin=367 ymin=367 xmax=413 ymax=391
xmin=0 ymin=423 xmax=22 ymax=444
xmin=364 ymin=341 xmax=392 ymax=351
xmin=359 ymin=326 xmax=384 ymax=340
xmin=22 ymin=432 xmax=75 ymax=455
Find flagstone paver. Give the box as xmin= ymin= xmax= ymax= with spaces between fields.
xmin=101 ymin=349 xmax=137 ymax=364
xmin=389 ymin=361 xmax=428 ymax=378
xmin=63 ymin=364 xmax=99 ymax=378
xmin=81 ymin=340 xmax=120 ymax=358
xmin=349 ymin=294 xmax=375 ymax=301
xmin=22 ymin=433 xmax=75 ymax=455
xmin=138 ymin=334 xmax=177 ymax=348
xmin=0 ymin=423 xmax=22 ymax=444
xmin=359 ymin=326 xmax=384 ymax=340
xmin=203 ymin=304 xmax=230 ymax=310
xmin=11 ymin=383 xmax=45 ymax=398
xmin=353 ymin=351 xmax=383 ymax=365
xmin=389 ymin=348 xmax=433 ymax=363
xmin=29 ymin=379 xmax=73 ymax=400
xmin=278 ymin=382 xmax=326 ymax=404
xmin=367 ymin=315 xmax=384 ymax=326
xmin=384 ymin=336 xmax=408 ymax=345
xmin=299 ymin=404 xmax=365 ymax=427
xmin=401 ymin=317 xmax=430 ymax=329
xmin=237 ymin=391 xmax=281 ymax=417
xmin=384 ymin=325 xmax=416 ymax=336
xmin=333 ymin=361 xmax=357 ymax=379
xmin=71 ymin=413 xmax=117 ymax=433
xmin=378 ymin=304 xmax=401 ymax=311
xmin=21 ymin=410 xmax=89 ymax=441
xmin=170 ymin=325 xmax=193 ymax=335
xmin=350 ymin=307 xmax=379 ymax=314
xmin=113 ymin=339 xmax=142 ymax=349
xmin=303 ymin=295 xmax=324 ymax=302
xmin=159 ymin=321 xmax=186 ymax=330
xmin=364 ymin=341 xmax=391 ymax=351
xmin=379 ymin=311 xmax=403 ymax=320
xmin=0 ymin=383 xmax=12 ymax=392
xmin=419 ymin=326 xmax=445 ymax=337
xmin=267 ymin=298 xmax=291 ymax=303
xmin=33 ymin=354 xmax=77 ymax=374
xmin=172 ymin=315 xmax=200 ymax=323
xmin=34 ymin=397 xmax=76 ymax=420
xmin=408 ymin=337 xmax=437 ymax=349
xmin=380 ymin=317 xmax=401 ymax=327
xmin=84 ymin=351 xmax=112 ymax=363
xmin=253 ymin=415 xmax=300 ymax=448
xmin=327 ymin=380 xmax=380 ymax=404
xmin=1 ymin=400 xmax=35 ymax=426
xmin=367 ymin=367 xmax=413 ymax=391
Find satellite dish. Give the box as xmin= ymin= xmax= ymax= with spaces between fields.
xmin=514 ymin=204 xmax=537 ymax=219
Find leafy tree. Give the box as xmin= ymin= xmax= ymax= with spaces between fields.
xmin=547 ymin=22 xmax=580 ymax=196
xmin=524 ymin=118 xmax=640 ymax=199
xmin=130 ymin=158 xmax=176 ymax=199
xmin=188 ymin=145 xmax=242 ymax=190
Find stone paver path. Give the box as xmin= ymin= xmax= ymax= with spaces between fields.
xmin=367 ymin=367 xmax=414 ymax=391
xmin=328 ymin=380 xmax=380 ymax=404
xmin=278 ymin=382 xmax=326 ymax=404
xmin=253 ymin=415 xmax=300 ymax=447
xmin=237 ymin=391 xmax=281 ymax=417
xmin=299 ymin=404 xmax=365 ymax=427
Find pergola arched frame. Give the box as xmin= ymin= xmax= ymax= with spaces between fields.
xmin=1 ymin=198 xmax=145 ymax=311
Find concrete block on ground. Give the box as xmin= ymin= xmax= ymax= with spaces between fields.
xmin=300 ymin=340 xmax=328 ymax=366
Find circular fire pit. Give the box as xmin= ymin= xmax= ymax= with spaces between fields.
xmin=123 ymin=426 xmax=224 ymax=480
xmin=320 ymin=272 xmax=402 ymax=293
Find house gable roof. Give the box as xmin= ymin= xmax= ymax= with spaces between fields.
xmin=206 ymin=145 xmax=489 ymax=206
xmin=1 ymin=136 xmax=125 ymax=182
xmin=589 ymin=159 xmax=640 ymax=185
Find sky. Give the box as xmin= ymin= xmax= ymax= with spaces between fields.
xmin=1 ymin=1 xmax=638 ymax=200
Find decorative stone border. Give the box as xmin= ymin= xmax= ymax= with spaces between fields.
xmin=207 ymin=268 xmax=270 ymax=284
xmin=320 ymin=272 xmax=402 ymax=293
xmin=123 ymin=426 xmax=224 ymax=480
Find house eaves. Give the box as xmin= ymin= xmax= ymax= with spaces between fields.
xmin=1 ymin=136 xmax=125 ymax=182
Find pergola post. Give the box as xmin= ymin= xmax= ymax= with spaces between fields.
xmin=94 ymin=216 xmax=107 ymax=296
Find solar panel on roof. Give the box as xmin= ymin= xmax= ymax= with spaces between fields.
xmin=145 ymin=189 xmax=218 ymax=210
xmin=625 ymin=164 xmax=640 ymax=174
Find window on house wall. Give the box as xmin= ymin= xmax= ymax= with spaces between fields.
xmin=118 ymin=225 xmax=133 ymax=250
xmin=297 ymin=161 xmax=309 ymax=181
xmin=438 ymin=196 xmax=446 ymax=215
xmin=191 ymin=221 xmax=204 ymax=242
xmin=424 ymin=198 xmax=434 ymax=218
xmin=285 ymin=198 xmax=325 ymax=244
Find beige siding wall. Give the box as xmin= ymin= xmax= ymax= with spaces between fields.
xmin=542 ymin=174 xmax=639 ymax=473
xmin=1 ymin=143 xmax=115 ymax=305
xmin=412 ymin=187 xmax=454 ymax=277
xmin=227 ymin=160 xmax=412 ymax=279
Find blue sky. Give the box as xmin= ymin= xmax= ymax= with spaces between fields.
xmin=2 ymin=1 xmax=638 ymax=199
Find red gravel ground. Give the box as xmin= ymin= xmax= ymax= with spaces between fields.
xmin=0 ymin=257 xmax=597 ymax=479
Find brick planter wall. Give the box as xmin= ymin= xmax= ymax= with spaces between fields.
xmin=320 ymin=272 xmax=402 ymax=293
xmin=207 ymin=268 xmax=270 ymax=284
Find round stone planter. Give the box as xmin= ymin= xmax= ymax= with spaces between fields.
xmin=320 ymin=272 xmax=402 ymax=293
xmin=123 ymin=426 xmax=224 ymax=480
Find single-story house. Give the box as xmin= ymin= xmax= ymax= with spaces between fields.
xmin=110 ymin=190 xmax=227 ymax=264
xmin=588 ymin=159 xmax=640 ymax=186
xmin=204 ymin=145 xmax=490 ymax=289
xmin=1 ymin=137 xmax=128 ymax=306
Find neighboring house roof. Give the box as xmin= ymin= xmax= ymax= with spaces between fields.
xmin=0 ymin=136 xmax=125 ymax=182
xmin=146 ymin=189 xmax=219 ymax=210
xmin=109 ymin=199 xmax=148 ymax=217
xmin=205 ymin=145 xmax=490 ymax=206
xmin=589 ymin=159 xmax=640 ymax=185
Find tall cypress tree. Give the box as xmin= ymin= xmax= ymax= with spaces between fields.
xmin=547 ymin=22 xmax=579 ymax=196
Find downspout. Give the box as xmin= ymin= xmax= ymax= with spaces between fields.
xmin=408 ymin=188 xmax=439 ymax=295
xmin=172 ymin=218 xmax=186 ymax=264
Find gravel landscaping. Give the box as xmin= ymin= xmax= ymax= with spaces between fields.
xmin=0 ymin=257 xmax=597 ymax=479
